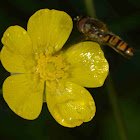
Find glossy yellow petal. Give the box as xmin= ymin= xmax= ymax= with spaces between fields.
xmin=0 ymin=46 xmax=36 ymax=73
xmin=64 ymin=41 xmax=109 ymax=88
xmin=1 ymin=26 xmax=35 ymax=73
xmin=1 ymin=25 xmax=34 ymax=55
xmin=3 ymin=74 xmax=44 ymax=120
xmin=46 ymin=80 xmax=96 ymax=127
xmin=27 ymin=9 xmax=73 ymax=53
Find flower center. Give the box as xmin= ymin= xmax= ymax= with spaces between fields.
xmin=34 ymin=51 xmax=69 ymax=88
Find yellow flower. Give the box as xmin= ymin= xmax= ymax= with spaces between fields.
xmin=0 ymin=9 xmax=109 ymax=127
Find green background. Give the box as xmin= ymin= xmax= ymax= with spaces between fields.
xmin=0 ymin=0 xmax=140 ymax=140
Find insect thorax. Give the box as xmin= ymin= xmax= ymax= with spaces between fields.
xmin=82 ymin=18 xmax=107 ymax=41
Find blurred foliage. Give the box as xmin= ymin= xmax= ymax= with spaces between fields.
xmin=103 ymin=99 xmax=140 ymax=140
xmin=0 ymin=0 xmax=140 ymax=140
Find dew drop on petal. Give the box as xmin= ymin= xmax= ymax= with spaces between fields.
xmin=6 ymin=33 xmax=9 ymax=36
xmin=23 ymin=31 xmax=26 ymax=35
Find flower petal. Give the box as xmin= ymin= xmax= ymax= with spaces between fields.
xmin=1 ymin=25 xmax=34 ymax=55
xmin=27 ymin=9 xmax=73 ymax=53
xmin=46 ymin=80 xmax=96 ymax=127
xmin=64 ymin=41 xmax=109 ymax=88
xmin=3 ymin=74 xmax=44 ymax=120
xmin=1 ymin=26 xmax=35 ymax=73
xmin=0 ymin=46 xmax=36 ymax=73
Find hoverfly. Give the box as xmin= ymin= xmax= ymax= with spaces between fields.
xmin=74 ymin=16 xmax=134 ymax=58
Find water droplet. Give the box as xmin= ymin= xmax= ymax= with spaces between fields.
xmin=6 ymin=33 xmax=9 ymax=36
xmin=18 ymin=110 xmax=22 ymax=115
xmin=89 ymin=101 xmax=94 ymax=106
xmin=23 ymin=31 xmax=26 ymax=35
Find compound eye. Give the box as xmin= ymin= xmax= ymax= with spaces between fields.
xmin=78 ymin=18 xmax=88 ymax=33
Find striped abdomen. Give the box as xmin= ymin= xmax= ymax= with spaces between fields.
xmin=102 ymin=33 xmax=133 ymax=57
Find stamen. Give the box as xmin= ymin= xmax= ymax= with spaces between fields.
xmin=33 ymin=51 xmax=69 ymax=89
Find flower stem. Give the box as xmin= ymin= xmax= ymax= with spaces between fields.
xmin=84 ymin=0 xmax=96 ymax=17
xmin=84 ymin=1 xmax=128 ymax=140
xmin=105 ymin=76 xmax=128 ymax=140
xmin=0 ymin=89 xmax=2 ymax=94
